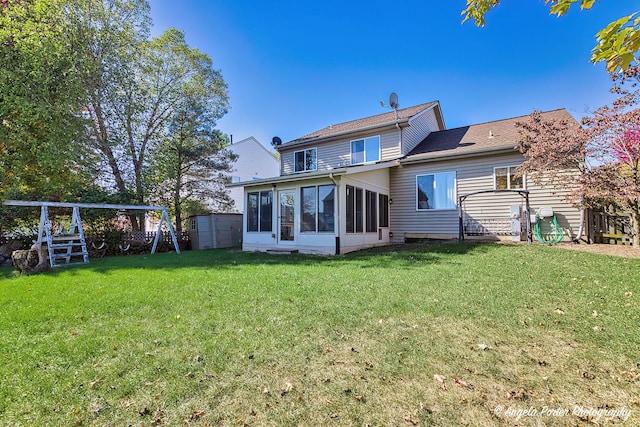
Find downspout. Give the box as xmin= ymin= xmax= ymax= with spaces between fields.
xmin=329 ymin=173 xmax=341 ymax=254
xmin=573 ymin=202 xmax=586 ymax=243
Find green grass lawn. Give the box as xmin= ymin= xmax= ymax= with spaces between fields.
xmin=0 ymin=243 xmax=638 ymax=426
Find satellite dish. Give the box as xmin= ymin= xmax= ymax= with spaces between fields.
xmin=389 ymin=93 xmax=399 ymax=110
xmin=271 ymin=136 xmax=282 ymax=147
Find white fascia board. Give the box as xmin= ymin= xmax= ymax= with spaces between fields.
xmin=407 ymin=102 xmax=438 ymax=125
xmin=228 ymin=169 xmax=348 ymax=188
xmin=278 ymin=122 xmax=410 ymax=152
xmin=400 ymin=146 xmax=517 ymax=165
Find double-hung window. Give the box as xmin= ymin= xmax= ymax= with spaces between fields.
xmin=351 ymin=136 xmax=380 ymax=164
xmin=247 ymin=190 xmax=273 ymax=232
xmin=294 ymin=148 xmax=317 ymax=173
xmin=416 ymin=172 xmax=456 ymax=210
xmin=494 ymin=166 xmax=524 ymax=190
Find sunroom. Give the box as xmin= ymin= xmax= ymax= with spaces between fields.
xmin=232 ymin=161 xmax=395 ymax=255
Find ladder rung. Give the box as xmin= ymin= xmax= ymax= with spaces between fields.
xmin=50 ymin=242 xmax=85 ymax=248
xmin=51 ymin=235 xmax=81 ymax=241
xmin=53 ymin=252 xmax=88 ymax=259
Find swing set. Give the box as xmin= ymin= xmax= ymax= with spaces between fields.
xmin=3 ymin=200 xmax=180 ymax=267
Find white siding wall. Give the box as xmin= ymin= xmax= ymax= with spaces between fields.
xmin=389 ymin=152 xmax=582 ymax=242
xmin=339 ymin=169 xmax=391 ymax=253
xmin=229 ymin=137 xmax=280 ymax=212
xmin=402 ymin=108 xmax=441 ymax=155
xmin=242 ymin=179 xmax=338 ymax=255
xmin=241 ymin=169 xmax=392 ymax=255
xmin=279 ymin=128 xmax=401 ymax=175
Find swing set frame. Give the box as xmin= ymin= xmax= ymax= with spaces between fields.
xmin=3 ymin=200 xmax=180 ymax=267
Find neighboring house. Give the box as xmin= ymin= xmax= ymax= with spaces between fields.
xmin=231 ymin=102 xmax=583 ymax=255
xmin=227 ymin=136 xmax=280 ymax=212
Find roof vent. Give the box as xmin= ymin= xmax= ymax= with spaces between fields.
xmin=489 ymin=131 xmax=495 ymax=139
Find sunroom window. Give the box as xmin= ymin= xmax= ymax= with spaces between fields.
xmin=247 ymin=190 xmax=273 ymax=232
xmin=301 ymin=185 xmax=335 ymax=232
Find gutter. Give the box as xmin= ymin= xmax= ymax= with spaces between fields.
xmin=227 ymin=169 xmax=348 ymax=188
xmin=279 ymin=121 xmax=411 ymax=151
xmin=400 ymin=146 xmax=518 ymax=165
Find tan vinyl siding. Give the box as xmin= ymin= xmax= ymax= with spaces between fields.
xmin=402 ymin=108 xmax=440 ymax=155
xmin=389 ymin=152 xmax=582 ymax=242
xmin=379 ymin=129 xmax=401 ymax=160
xmin=280 ymin=150 xmax=294 ymax=175
xmin=279 ymin=129 xmax=401 ymax=174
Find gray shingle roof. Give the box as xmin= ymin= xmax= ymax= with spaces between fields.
xmin=284 ymin=102 xmax=439 ymax=146
xmin=406 ymin=109 xmax=576 ymax=160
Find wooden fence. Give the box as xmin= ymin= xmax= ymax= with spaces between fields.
xmin=587 ymin=209 xmax=633 ymax=245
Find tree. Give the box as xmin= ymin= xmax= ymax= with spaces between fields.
xmin=462 ymin=0 xmax=640 ymax=72
xmin=0 ymin=0 xmax=92 ymax=203
xmin=147 ymin=79 xmax=235 ymax=233
xmin=74 ymin=0 xmax=151 ymax=210
xmin=78 ymin=1 xmax=231 ymax=229
xmin=580 ymin=66 xmax=640 ymax=245
xmin=517 ymin=65 xmax=640 ymax=246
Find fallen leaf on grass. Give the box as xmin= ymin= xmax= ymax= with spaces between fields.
xmin=434 ymin=374 xmax=447 ymax=390
xmin=625 ymin=291 xmax=633 ymax=297
xmin=190 ymin=410 xmax=205 ymax=420
xmin=453 ymin=376 xmax=474 ymax=390
xmin=554 ymin=308 xmax=565 ymax=315
xmin=281 ymin=382 xmax=293 ymax=395
xmin=403 ymin=414 xmax=419 ymax=425
xmin=89 ymin=378 xmax=101 ymax=389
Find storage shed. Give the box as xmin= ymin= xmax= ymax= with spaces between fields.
xmin=189 ymin=213 xmax=243 ymax=250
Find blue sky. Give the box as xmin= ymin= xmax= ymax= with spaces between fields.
xmin=149 ymin=0 xmax=633 ymax=149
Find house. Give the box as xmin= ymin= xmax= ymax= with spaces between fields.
xmin=227 ymin=136 xmax=280 ymax=212
xmin=232 ymin=101 xmax=583 ymax=255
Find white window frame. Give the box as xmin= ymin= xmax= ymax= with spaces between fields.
xmin=493 ymin=165 xmax=525 ymax=190
xmin=350 ymin=135 xmax=381 ymax=165
xmin=416 ymin=172 xmax=457 ymax=211
xmin=294 ymin=148 xmax=317 ymax=173
xmin=300 ymin=184 xmax=335 ymax=233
